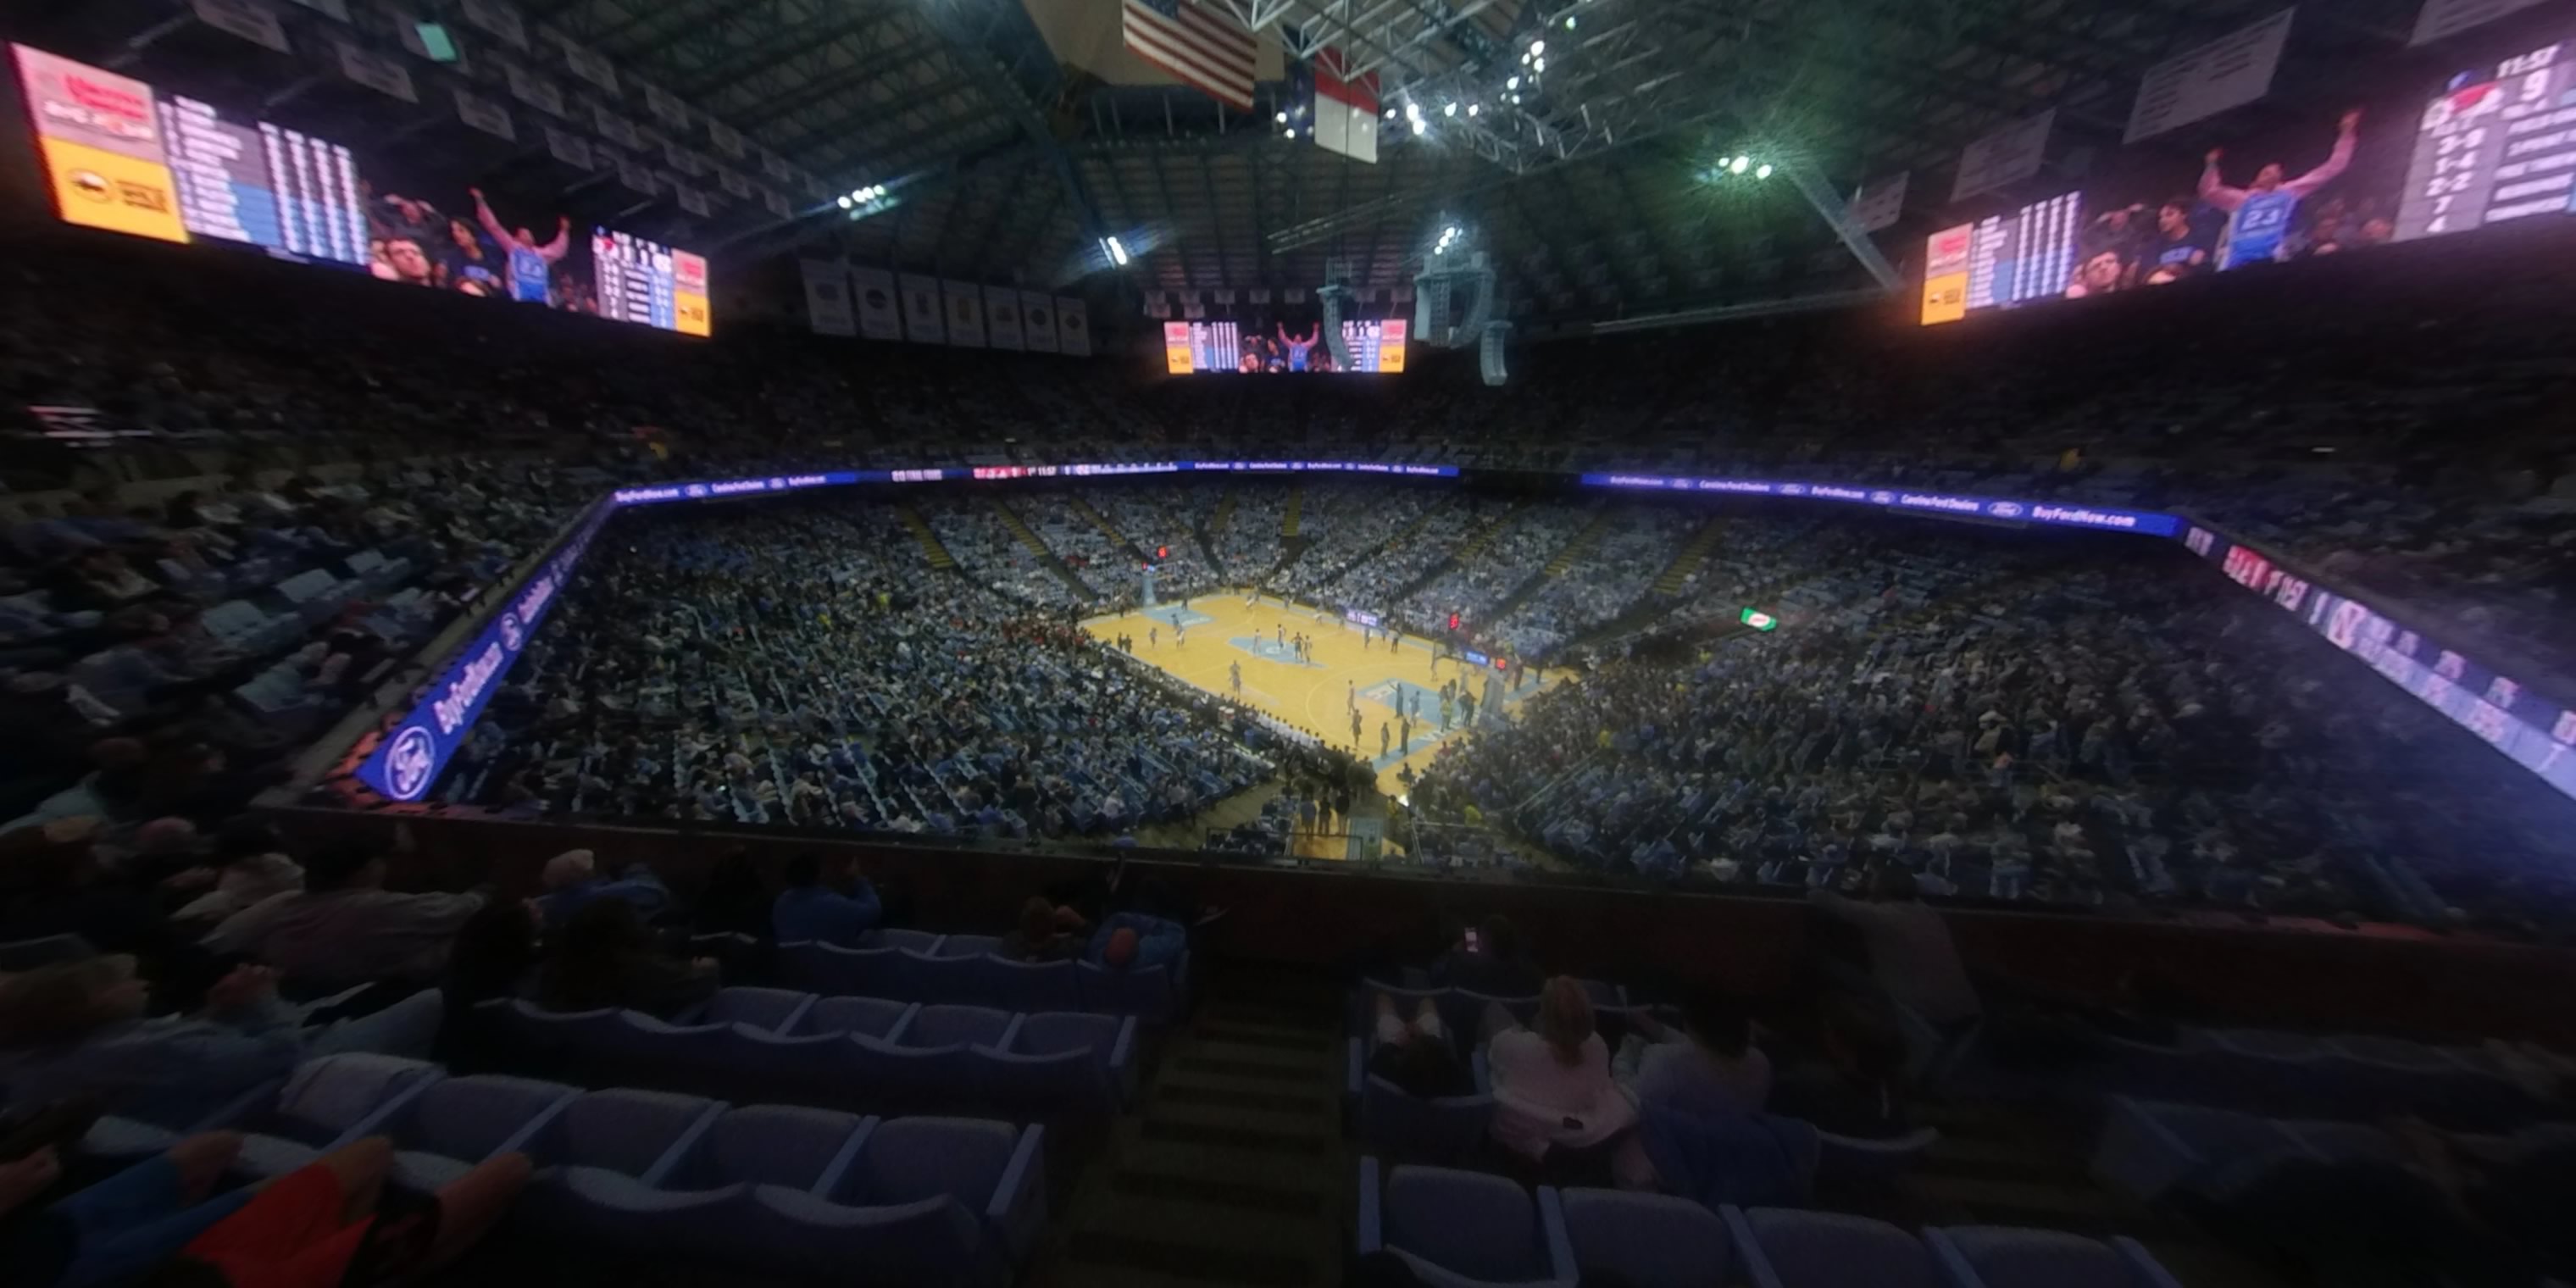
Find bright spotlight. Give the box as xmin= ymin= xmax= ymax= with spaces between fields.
xmin=1565 ymin=14 xmax=1576 ymax=27
xmin=1442 ymin=102 xmax=1457 ymax=117
xmin=1411 ymin=119 xmax=1426 ymax=136
xmin=1102 ymin=236 xmax=1130 ymax=267
xmin=1531 ymin=39 xmax=1545 ymax=55
xmin=837 ymin=195 xmax=854 ymax=209
xmin=1532 ymin=58 xmax=1545 ymax=72
xmin=1729 ymin=155 xmax=1750 ymax=175
xmin=1385 ymin=108 xmax=1398 ymax=119
xmin=1507 ymin=75 xmax=1519 ymax=89
xmin=1755 ymin=163 xmax=1774 ymax=179
xmin=1275 ymin=111 xmax=1288 ymax=124
xmin=1467 ymin=103 xmax=1480 ymax=116
xmin=1284 ymin=127 xmax=1296 ymax=137
xmin=1404 ymin=101 xmax=1423 ymax=119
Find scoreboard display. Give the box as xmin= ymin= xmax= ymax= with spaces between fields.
xmin=1161 ymin=319 xmax=1408 ymax=373
xmin=2397 ymin=40 xmax=2576 ymax=239
xmin=593 ymin=228 xmax=712 ymax=336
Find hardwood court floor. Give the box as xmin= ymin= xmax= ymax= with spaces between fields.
xmin=1083 ymin=591 xmax=1555 ymax=801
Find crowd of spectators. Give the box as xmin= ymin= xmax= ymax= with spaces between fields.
xmin=446 ymin=499 xmax=1277 ymax=839
xmin=1392 ymin=503 xmax=1596 ymax=637
xmin=1486 ymin=508 xmax=1701 ymax=660
xmin=1274 ymin=484 xmax=1456 ymax=604
xmin=1210 ymin=483 xmax=1289 ymax=584
xmin=1410 ymin=519 xmax=2576 ymax=933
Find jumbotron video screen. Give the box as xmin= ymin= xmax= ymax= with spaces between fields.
xmin=1162 ymin=319 xmax=1409 ymax=373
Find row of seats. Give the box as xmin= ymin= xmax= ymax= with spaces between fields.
xmin=784 ymin=932 xmax=1187 ymax=1021
xmin=2082 ymin=1027 xmax=2544 ymax=1129
xmin=86 ymin=1054 xmax=1044 ymax=1287
xmin=1359 ymin=1159 xmax=2185 ymax=1288
xmin=1344 ymin=979 xmax=1631 ymax=1052
xmin=2090 ymin=1095 xmax=2576 ymax=1204
xmin=487 ymin=987 xmax=1137 ymax=1120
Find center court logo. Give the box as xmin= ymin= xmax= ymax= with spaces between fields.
xmin=385 ymin=726 xmax=437 ymax=800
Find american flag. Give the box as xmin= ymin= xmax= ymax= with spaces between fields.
xmin=1123 ymin=0 xmax=1257 ymax=113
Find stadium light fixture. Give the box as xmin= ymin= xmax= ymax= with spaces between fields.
xmin=1283 ymin=127 xmax=1296 ymax=138
xmin=1531 ymin=39 xmax=1545 ymax=55
xmin=1443 ymin=102 xmax=1457 ymax=117
xmin=1729 ymin=155 xmax=1750 ymax=175
xmin=1411 ymin=119 xmax=1426 ymax=136
xmin=1276 ymin=111 xmax=1288 ymax=124
xmin=1755 ymin=163 xmax=1774 ymax=179
xmin=1507 ymin=75 xmax=1519 ymax=89
xmin=1565 ymin=14 xmax=1576 ymax=28
xmin=1467 ymin=103 xmax=1480 ymax=117
xmin=837 ymin=195 xmax=854 ymax=209
xmin=1532 ymin=58 xmax=1545 ymax=72
xmin=1102 ymin=236 xmax=1130 ymax=267
xmin=1385 ymin=108 xmax=1398 ymax=119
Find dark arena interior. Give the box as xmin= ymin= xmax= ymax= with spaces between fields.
xmin=7 ymin=0 xmax=2576 ymax=1284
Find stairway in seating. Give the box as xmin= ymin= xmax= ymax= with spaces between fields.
xmin=1649 ymin=515 xmax=1727 ymax=595
xmin=1280 ymin=486 xmax=1303 ymax=538
xmin=1387 ymin=498 xmax=1532 ymax=604
xmin=1480 ymin=509 xmax=1613 ymax=630
xmin=1071 ymin=495 xmax=1148 ymax=562
xmin=896 ymin=507 xmax=957 ymax=570
xmin=1046 ymin=966 xmax=1346 ymax=1288
xmin=991 ymin=497 xmax=1101 ymax=601
xmin=1196 ymin=490 xmax=1235 ymax=577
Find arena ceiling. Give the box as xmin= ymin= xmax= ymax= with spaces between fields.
xmin=38 ymin=0 xmax=2428 ymax=326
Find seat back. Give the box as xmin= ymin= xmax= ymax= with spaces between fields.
xmin=736 ymin=1185 xmax=987 ymax=1284
xmin=540 ymin=1089 xmax=722 ymax=1176
xmin=542 ymin=1167 xmax=744 ymax=1252
xmin=803 ymin=996 xmax=913 ymax=1040
xmin=393 ymin=1075 xmax=576 ymax=1162
xmin=1929 ymin=1226 xmax=2128 ymax=1288
xmin=971 ymin=956 xmax=1082 ymax=1013
xmin=257 ymin=1054 xmax=441 ymax=1144
xmin=1740 ymin=1208 xmax=1939 ymax=1288
xmin=791 ymin=941 xmax=903 ymax=997
xmin=675 ymin=1105 xmax=870 ymax=1191
xmin=606 ymin=1013 xmax=733 ymax=1087
xmin=1078 ymin=959 xmax=1177 ymax=1022
xmin=974 ymin=1046 xmax=1115 ymax=1119
xmin=1559 ymin=1189 xmax=1730 ymax=1288
xmin=908 ymin=1004 xmax=1013 ymax=1050
xmin=703 ymin=986 xmax=813 ymax=1032
xmin=1383 ymin=1165 xmax=1548 ymax=1284
xmin=869 ymin=929 xmax=944 ymax=954
xmin=840 ymin=1115 xmax=1016 ymax=1210
xmin=718 ymin=1026 xmax=852 ymax=1105
xmin=1359 ymin=1076 xmax=1494 ymax=1166
xmin=935 ymin=934 xmax=1002 ymax=959
xmin=900 ymin=949 xmax=975 ymax=1004
xmin=841 ymin=1035 xmax=971 ymax=1111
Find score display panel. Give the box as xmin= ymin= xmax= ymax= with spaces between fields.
xmin=2398 ymin=40 xmax=2576 ymax=239
xmin=11 ymin=42 xmax=709 ymax=337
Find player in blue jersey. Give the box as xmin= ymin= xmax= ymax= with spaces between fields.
xmin=2198 ymin=108 xmax=2361 ymax=271
xmin=1278 ymin=323 xmax=1319 ymax=372
xmin=469 ymin=187 xmax=573 ymax=305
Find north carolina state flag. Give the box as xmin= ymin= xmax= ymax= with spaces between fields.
xmin=1307 ymin=46 xmax=1379 ymax=164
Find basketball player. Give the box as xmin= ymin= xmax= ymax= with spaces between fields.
xmin=1230 ymin=661 xmax=1243 ymax=694
xmin=1149 ymin=626 xmax=1158 ymax=649
xmin=1380 ymin=723 xmax=1391 ymax=758
xmin=1347 ymin=680 xmax=1357 ymax=711
xmin=469 ymin=187 xmax=571 ymax=305
xmin=2199 ymin=108 xmax=2361 ymax=271
xmin=1176 ymin=625 xmax=1187 ymax=649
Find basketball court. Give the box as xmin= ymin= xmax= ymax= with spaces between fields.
xmin=1082 ymin=590 xmax=1555 ymax=800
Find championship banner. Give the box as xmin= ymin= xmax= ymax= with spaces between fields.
xmin=399 ymin=14 xmax=469 ymax=69
xmin=642 ymin=82 xmax=689 ymax=129
xmin=282 ymin=0 xmax=349 ymax=19
xmin=615 ymin=154 xmax=654 ymax=194
xmin=662 ymin=141 xmax=704 ymax=176
xmin=851 ymin=267 xmax=902 ymax=340
xmin=717 ymin=169 xmax=751 ymax=199
xmin=189 ymin=0 xmax=291 ymax=53
xmin=11 ymin=46 xmax=187 ymax=245
xmin=1020 ymin=290 xmax=1058 ymax=353
xmin=673 ymin=184 xmax=710 ymax=219
xmin=1952 ymin=108 xmax=2054 ymax=202
xmin=459 ymin=0 xmax=528 ymax=50
xmin=942 ymin=280 xmax=987 ymax=347
xmin=1919 ymin=224 xmax=1972 ymax=325
xmin=504 ymin=63 xmax=564 ymax=116
xmin=900 ymin=273 xmax=946 ymax=343
xmin=708 ymin=120 xmax=746 ymax=160
xmin=542 ymin=125 xmax=592 ymax=169
xmin=335 ymin=41 xmax=415 ymax=103
xmin=2126 ymin=8 xmax=2294 ymax=143
xmin=556 ymin=37 xmax=616 ymax=93
xmin=591 ymin=106 xmax=641 ymax=150
xmin=1847 ymin=170 xmax=1909 ymax=231
xmin=802 ymin=259 xmax=855 ymax=336
xmin=760 ymin=188 xmax=791 ymax=219
xmin=1055 ymin=296 xmax=1091 ymax=355
xmin=2412 ymin=0 xmax=2547 ymax=46
xmin=983 ymin=286 xmax=1024 ymax=350
xmin=760 ymin=151 xmax=792 ymax=182
xmin=453 ymin=87 xmax=515 ymax=141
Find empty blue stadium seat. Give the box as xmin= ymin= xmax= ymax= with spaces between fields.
xmin=1556 ymin=1188 xmax=1733 ymax=1288
xmin=1924 ymin=1225 xmax=2186 ymax=1288
xmin=1728 ymin=1206 xmax=1940 ymax=1288
xmin=966 ymin=955 xmax=1083 ymax=1013
xmin=374 ymin=1074 xmax=578 ymax=1191
xmin=830 ymin=1116 xmax=1047 ymax=1266
xmin=801 ymin=996 xmax=916 ymax=1041
xmin=908 ymin=1004 xmax=1015 ymax=1050
xmin=702 ymin=985 xmax=815 ymax=1032
xmin=516 ymin=1088 xmax=724 ymax=1178
xmin=1357 ymin=1159 xmax=1572 ymax=1285
xmin=226 ymin=1054 xmax=445 ymax=1179
xmin=654 ymin=1105 xmax=874 ymax=1192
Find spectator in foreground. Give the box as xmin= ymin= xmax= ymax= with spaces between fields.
xmin=997 ymin=896 xmax=1083 ymax=963
xmin=770 ymin=852 xmax=880 ymax=944
xmin=1616 ymin=993 xmax=1771 ymax=1119
xmin=433 ymin=900 xmax=543 ymax=1069
xmin=1484 ymin=976 xmax=1636 ymax=1171
xmin=143 ymin=1134 xmax=530 ymax=1287
xmin=1808 ymin=869 xmax=1981 ymax=1032
xmin=0 ymin=1130 xmax=250 ymax=1288
xmin=1767 ymin=996 xmax=1912 ymax=1140
xmin=530 ymin=849 xmax=669 ymax=929
xmin=0 ymin=956 xmax=437 ymax=1124
xmin=1367 ymin=993 xmax=1474 ymax=1099
xmin=1085 ymin=911 xmax=1185 ymax=973
xmin=1432 ymin=915 xmax=1543 ymax=999
xmin=227 ymin=845 xmax=485 ymax=993
xmin=536 ymin=899 xmax=717 ymax=1019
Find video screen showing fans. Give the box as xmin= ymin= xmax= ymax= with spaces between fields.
xmin=1161 ymin=319 xmax=1408 ymax=373
xmin=12 ymin=42 xmax=709 ymax=336
xmin=1921 ymin=31 xmax=2573 ymax=324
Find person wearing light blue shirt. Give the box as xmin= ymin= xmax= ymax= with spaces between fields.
xmin=531 ymin=850 xmax=670 ymax=929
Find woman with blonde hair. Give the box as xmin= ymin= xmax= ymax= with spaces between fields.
xmin=1484 ymin=976 xmax=1635 ymax=1171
